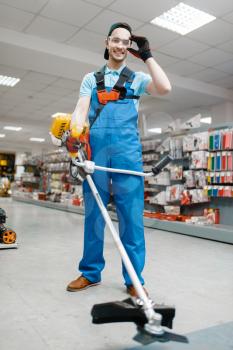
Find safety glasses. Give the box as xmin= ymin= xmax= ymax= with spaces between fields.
xmin=108 ymin=36 xmax=132 ymax=48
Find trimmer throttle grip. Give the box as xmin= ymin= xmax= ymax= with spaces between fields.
xmin=152 ymin=155 xmax=173 ymax=175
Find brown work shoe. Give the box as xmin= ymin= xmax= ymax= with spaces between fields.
xmin=126 ymin=285 xmax=148 ymax=298
xmin=66 ymin=276 xmax=100 ymax=292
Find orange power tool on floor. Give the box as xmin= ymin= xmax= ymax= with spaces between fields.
xmin=0 ymin=208 xmax=17 ymax=245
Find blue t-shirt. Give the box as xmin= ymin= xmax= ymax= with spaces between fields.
xmin=79 ymin=64 xmax=152 ymax=111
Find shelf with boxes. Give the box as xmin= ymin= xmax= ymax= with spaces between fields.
xmin=42 ymin=150 xmax=83 ymax=206
xmin=141 ymin=127 xmax=233 ymax=243
xmin=180 ymin=134 xmax=209 ymax=206
xmin=41 ymin=150 xmax=70 ymax=202
xmin=143 ymin=131 xmax=209 ymax=210
xmin=143 ymin=137 xmax=170 ymax=207
xmin=13 ymin=154 xmax=42 ymax=196
xmin=205 ymin=128 xmax=233 ymax=199
xmin=0 ymin=153 xmax=15 ymax=189
xmin=141 ymin=139 xmax=160 ymax=204
xmin=13 ymin=150 xmax=84 ymax=207
xmin=142 ymin=125 xmax=233 ymax=239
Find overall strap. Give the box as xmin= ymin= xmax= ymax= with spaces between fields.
xmin=90 ymin=66 xmax=106 ymax=128
xmin=112 ymin=66 xmax=134 ymax=98
xmin=90 ymin=66 xmax=139 ymax=128
xmin=94 ymin=65 xmax=105 ymax=93
xmin=113 ymin=66 xmax=139 ymax=100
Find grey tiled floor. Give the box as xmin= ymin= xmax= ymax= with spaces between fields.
xmin=0 ymin=198 xmax=233 ymax=350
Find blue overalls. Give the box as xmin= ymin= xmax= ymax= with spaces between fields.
xmin=79 ymin=67 xmax=145 ymax=286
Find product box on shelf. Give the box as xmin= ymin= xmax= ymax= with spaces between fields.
xmin=204 ymin=208 xmax=220 ymax=224
xmin=164 ymin=205 xmax=180 ymax=215
xmin=183 ymin=170 xmax=195 ymax=188
xmin=148 ymin=191 xmax=167 ymax=205
xmin=209 ymin=129 xmax=233 ymax=151
xmin=207 ymin=151 xmax=233 ymax=171
xmin=183 ymin=131 xmax=208 ymax=152
xmin=191 ymin=151 xmax=208 ymax=169
xmin=165 ymin=184 xmax=184 ymax=203
xmin=169 ymin=138 xmax=182 ymax=159
xmin=205 ymin=185 xmax=233 ymax=198
xmin=147 ymin=171 xmax=170 ymax=185
xmin=169 ymin=164 xmax=183 ymax=180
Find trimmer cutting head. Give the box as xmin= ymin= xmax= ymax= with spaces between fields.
xmin=91 ymin=298 xmax=188 ymax=344
xmin=134 ymin=326 xmax=189 ymax=345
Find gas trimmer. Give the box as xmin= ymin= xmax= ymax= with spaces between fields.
xmin=70 ymin=150 xmax=188 ymax=345
xmin=50 ymin=115 xmax=188 ymax=345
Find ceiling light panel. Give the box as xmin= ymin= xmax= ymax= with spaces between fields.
xmin=29 ymin=138 xmax=45 ymax=142
xmin=4 ymin=126 xmax=22 ymax=131
xmin=151 ymin=2 xmax=216 ymax=35
xmin=0 ymin=75 xmax=20 ymax=87
xmin=51 ymin=112 xmax=68 ymax=118
xmin=200 ymin=117 xmax=212 ymax=124
xmin=148 ymin=128 xmax=162 ymax=133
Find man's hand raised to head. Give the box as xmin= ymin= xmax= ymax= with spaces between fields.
xmin=127 ymin=35 xmax=153 ymax=62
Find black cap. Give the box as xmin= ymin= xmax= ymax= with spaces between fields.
xmin=104 ymin=22 xmax=132 ymax=60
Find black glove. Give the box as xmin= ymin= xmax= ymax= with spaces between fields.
xmin=128 ymin=35 xmax=152 ymax=62
xmin=66 ymin=136 xmax=80 ymax=153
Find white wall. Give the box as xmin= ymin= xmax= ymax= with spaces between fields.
xmin=211 ymin=102 xmax=233 ymax=124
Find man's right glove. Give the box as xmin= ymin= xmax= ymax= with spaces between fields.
xmin=128 ymin=35 xmax=153 ymax=62
xmin=65 ymin=126 xmax=91 ymax=160
xmin=63 ymin=130 xmax=81 ymax=155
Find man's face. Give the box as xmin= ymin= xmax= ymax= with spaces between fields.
xmin=106 ymin=28 xmax=131 ymax=62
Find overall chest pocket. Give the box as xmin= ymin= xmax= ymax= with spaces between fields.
xmin=115 ymin=99 xmax=128 ymax=104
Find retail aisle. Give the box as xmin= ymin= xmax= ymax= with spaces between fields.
xmin=0 ymin=198 xmax=233 ymax=350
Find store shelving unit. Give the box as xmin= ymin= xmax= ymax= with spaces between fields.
xmin=12 ymin=194 xmax=84 ymax=215
xmin=12 ymin=125 xmax=233 ymax=244
xmin=143 ymin=217 xmax=233 ymax=244
xmin=13 ymin=149 xmax=83 ymax=207
xmin=140 ymin=125 xmax=233 ymax=243
xmin=142 ymin=139 xmax=161 ymax=208
xmin=142 ymin=132 xmax=209 ymax=211
xmin=0 ymin=153 xmax=15 ymax=182
xmin=206 ymin=128 xmax=233 ymax=202
xmin=12 ymin=194 xmax=233 ymax=244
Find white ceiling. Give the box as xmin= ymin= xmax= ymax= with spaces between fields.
xmin=0 ymin=0 xmax=233 ymax=153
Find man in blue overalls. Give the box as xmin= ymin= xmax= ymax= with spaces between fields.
xmin=66 ymin=23 xmax=171 ymax=297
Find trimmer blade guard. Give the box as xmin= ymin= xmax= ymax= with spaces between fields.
xmin=134 ymin=327 xmax=189 ymax=345
xmin=91 ymin=298 xmax=175 ymax=329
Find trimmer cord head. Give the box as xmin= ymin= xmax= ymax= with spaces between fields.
xmin=91 ymin=298 xmax=188 ymax=344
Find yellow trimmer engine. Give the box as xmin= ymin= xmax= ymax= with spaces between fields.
xmin=50 ymin=113 xmax=91 ymax=160
xmin=50 ymin=113 xmax=71 ymax=141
